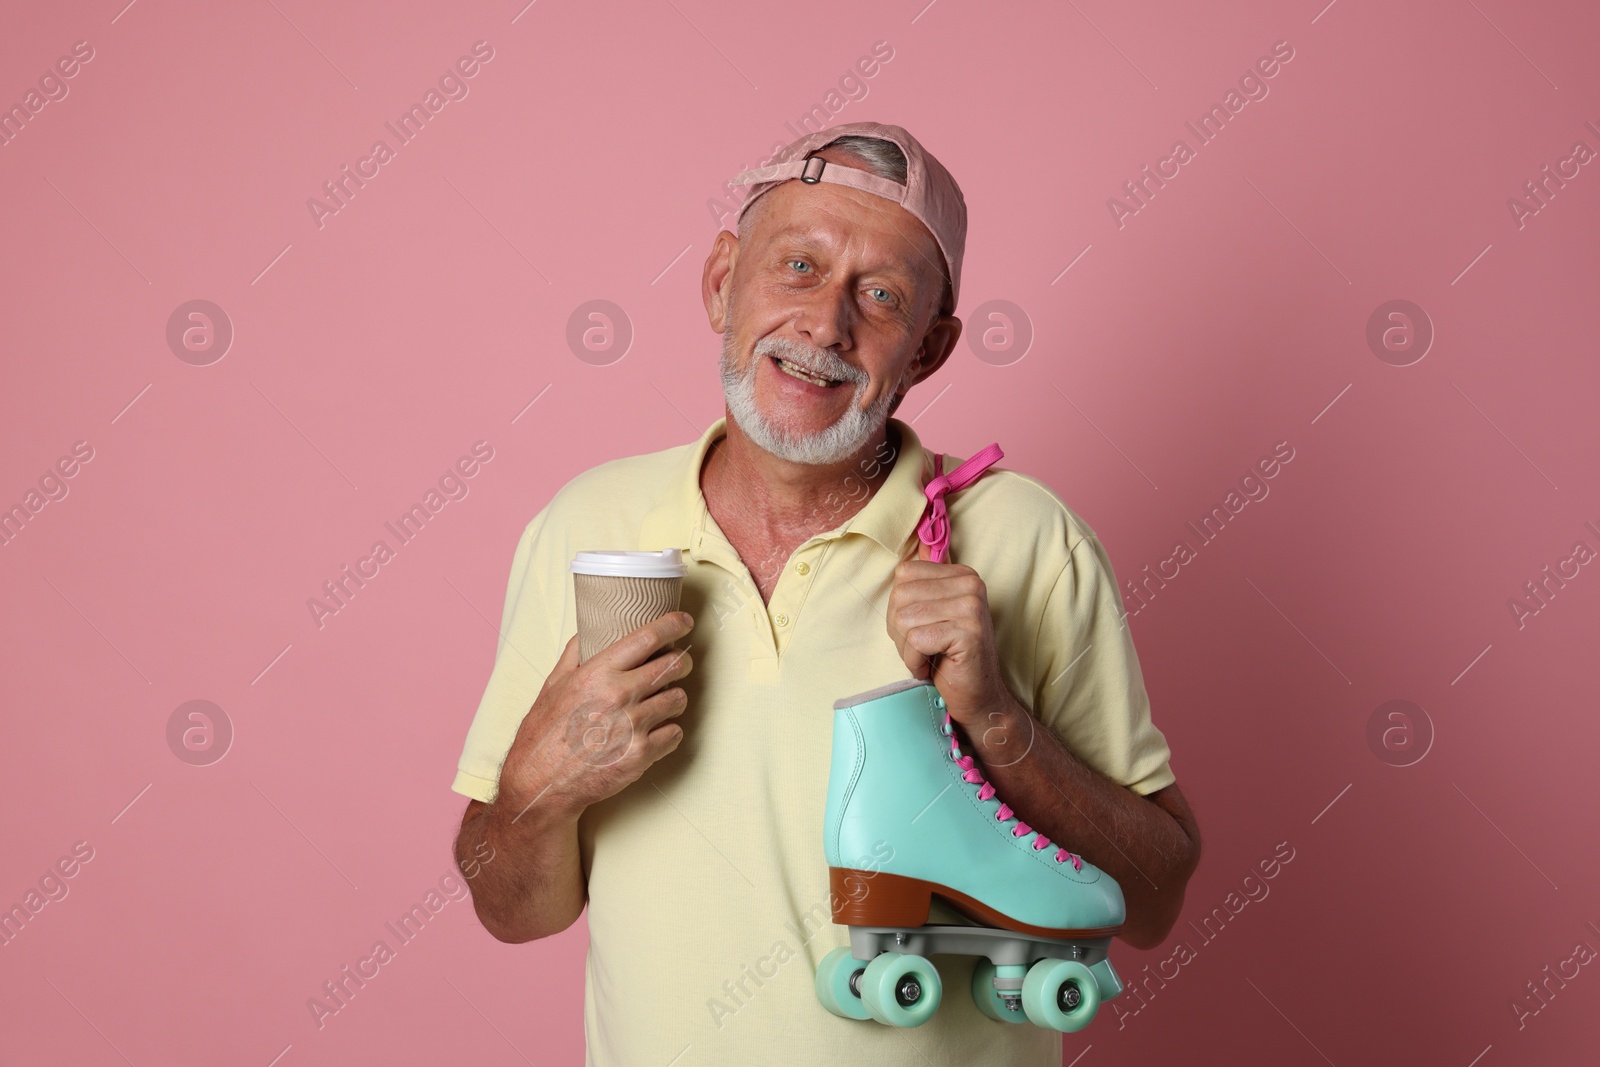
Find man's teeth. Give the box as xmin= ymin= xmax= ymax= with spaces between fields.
xmin=776 ymin=357 xmax=837 ymax=387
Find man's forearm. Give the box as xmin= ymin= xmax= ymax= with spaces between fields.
xmin=455 ymin=795 xmax=587 ymax=943
xmin=957 ymin=693 xmax=1197 ymax=950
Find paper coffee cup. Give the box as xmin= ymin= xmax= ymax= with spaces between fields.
xmin=569 ymin=549 xmax=688 ymax=662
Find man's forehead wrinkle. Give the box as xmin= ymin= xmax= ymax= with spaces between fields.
xmin=770 ymin=194 xmax=872 ymax=236
xmin=765 ymin=203 xmax=937 ymax=286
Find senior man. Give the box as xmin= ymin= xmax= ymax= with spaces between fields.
xmin=450 ymin=121 xmax=1200 ymax=1065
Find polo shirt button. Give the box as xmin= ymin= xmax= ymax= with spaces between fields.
xmin=795 ymin=562 xmax=810 ymax=576
xmin=775 ymin=612 xmax=790 ymax=627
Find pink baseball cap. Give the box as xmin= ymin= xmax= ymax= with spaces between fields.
xmin=726 ymin=121 xmax=968 ymax=316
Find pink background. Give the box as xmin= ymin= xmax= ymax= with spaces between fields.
xmin=3 ymin=0 xmax=1597 ymax=1063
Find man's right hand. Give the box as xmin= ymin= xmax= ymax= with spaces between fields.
xmin=492 ymin=611 xmax=696 ymax=826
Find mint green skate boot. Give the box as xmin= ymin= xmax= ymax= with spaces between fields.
xmin=815 ymin=677 xmax=1127 ymax=1032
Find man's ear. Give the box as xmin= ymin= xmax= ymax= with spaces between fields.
xmin=896 ymin=312 xmax=964 ymax=402
xmin=703 ymin=230 xmax=739 ymax=333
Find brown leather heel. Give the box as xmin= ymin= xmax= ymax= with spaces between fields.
xmin=829 ymin=867 xmax=933 ymax=927
xmin=829 ymin=867 xmax=1124 ymax=939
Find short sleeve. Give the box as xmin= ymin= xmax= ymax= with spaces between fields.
xmin=1032 ymin=532 xmax=1176 ymax=796
xmin=450 ymin=510 xmax=565 ymax=804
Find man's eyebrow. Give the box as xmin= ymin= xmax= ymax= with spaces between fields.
xmin=763 ymin=225 xmax=921 ymax=281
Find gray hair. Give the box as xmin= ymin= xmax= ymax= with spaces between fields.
xmin=817 ymin=134 xmax=908 ymax=184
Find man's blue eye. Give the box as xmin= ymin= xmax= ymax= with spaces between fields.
xmin=868 ymin=288 xmax=891 ymax=303
xmin=788 ymin=260 xmax=811 ymax=273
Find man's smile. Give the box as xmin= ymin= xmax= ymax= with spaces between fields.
xmin=771 ymin=354 xmax=847 ymax=388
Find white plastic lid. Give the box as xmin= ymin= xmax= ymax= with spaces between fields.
xmin=569 ymin=548 xmax=687 ymax=578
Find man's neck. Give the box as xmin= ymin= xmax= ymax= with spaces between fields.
xmin=701 ymin=414 xmax=900 ymax=536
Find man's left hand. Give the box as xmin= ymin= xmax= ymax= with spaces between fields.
xmin=886 ymin=538 xmax=1014 ymax=730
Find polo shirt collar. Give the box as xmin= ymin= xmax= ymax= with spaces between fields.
xmin=637 ymin=415 xmax=931 ymax=562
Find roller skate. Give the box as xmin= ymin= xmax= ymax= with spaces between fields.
xmin=815 ymin=677 xmax=1127 ymax=1032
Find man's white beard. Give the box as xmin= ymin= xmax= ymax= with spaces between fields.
xmin=719 ymin=308 xmax=908 ymax=467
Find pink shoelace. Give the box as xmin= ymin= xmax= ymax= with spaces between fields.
xmin=945 ymin=710 xmax=1083 ymax=870
xmin=917 ymin=444 xmax=1004 ymax=563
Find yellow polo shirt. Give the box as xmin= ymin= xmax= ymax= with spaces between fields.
xmin=452 ymin=415 xmax=1175 ymax=1066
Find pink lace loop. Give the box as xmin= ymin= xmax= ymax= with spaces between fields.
xmin=917 ymin=443 xmax=1004 ymax=564
xmin=947 ymin=710 xmax=1082 ymax=870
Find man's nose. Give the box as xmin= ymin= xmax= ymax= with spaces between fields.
xmin=792 ymin=279 xmax=854 ymax=353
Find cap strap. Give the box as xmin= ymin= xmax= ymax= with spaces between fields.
xmin=729 ymin=156 xmax=908 ymax=205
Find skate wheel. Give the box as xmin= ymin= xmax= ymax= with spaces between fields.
xmin=815 ymin=947 xmax=871 ymax=1021
xmin=860 ymin=952 xmax=942 ymax=1027
xmin=970 ymin=960 xmax=1027 ymax=1023
xmin=1021 ymin=958 xmax=1100 ymax=1032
